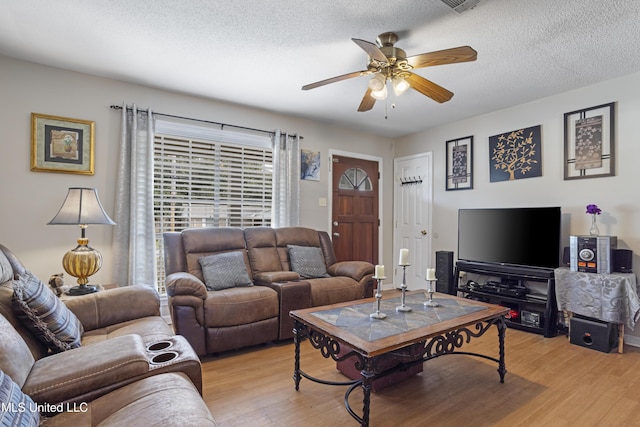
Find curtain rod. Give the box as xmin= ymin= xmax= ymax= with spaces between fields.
xmin=110 ymin=105 xmax=302 ymax=139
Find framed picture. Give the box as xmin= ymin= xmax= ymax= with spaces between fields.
xmin=489 ymin=125 xmax=542 ymax=182
xmin=300 ymin=149 xmax=320 ymax=181
xmin=31 ymin=113 xmax=95 ymax=175
xmin=446 ymin=136 xmax=473 ymax=190
xmin=563 ymin=102 xmax=615 ymax=180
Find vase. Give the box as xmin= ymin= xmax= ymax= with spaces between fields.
xmin=589 ymin=214 xmax=600 ymax=236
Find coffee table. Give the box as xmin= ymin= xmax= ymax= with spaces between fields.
xmin=291 ymin=291 xmax=509 ymax=426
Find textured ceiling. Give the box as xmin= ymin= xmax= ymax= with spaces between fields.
xmin=1 ymin=0 xmax=639 ymax=137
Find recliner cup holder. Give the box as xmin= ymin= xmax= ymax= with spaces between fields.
xmin=147 ymin=340 xmax=173 ymax=352
xmin=150 ymin=351 xmax=179 ymax=364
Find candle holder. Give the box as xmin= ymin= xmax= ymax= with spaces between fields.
xmin=370 ymin=276 xmax=387 ymax=319
xmin=396 ymin=265 xmax=412 ymax=312
xmin=424 ymin=278 xmax=439 ymax=307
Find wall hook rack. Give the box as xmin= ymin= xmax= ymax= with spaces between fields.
xmin=400 ymin=176 xmax=423 ymax=186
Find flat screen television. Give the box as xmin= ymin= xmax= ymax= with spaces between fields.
xmin=457 ymin=207 xmax=561 ymax=272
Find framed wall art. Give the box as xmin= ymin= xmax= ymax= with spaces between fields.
xmin=563 ymin=102 xmax=615 ymax=180
xmin=489 ymin=125 xmax=542 ymax=182
xmin=446 ymin=135 xmax=473 ymax=191
xmin=31 ymin=113 xmax=95 ymax=175
xmin=300 ymin=148 xmax=320 ymax=181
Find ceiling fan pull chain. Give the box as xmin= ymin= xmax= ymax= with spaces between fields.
xmin=384 ymin=96 xmax=389 ymax=120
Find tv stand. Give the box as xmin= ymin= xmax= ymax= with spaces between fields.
xmin=455 ymin=261 xmax=558 ymax=337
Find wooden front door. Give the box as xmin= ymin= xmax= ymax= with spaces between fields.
xmin=331 ymin=155 xmax=379 ymax=264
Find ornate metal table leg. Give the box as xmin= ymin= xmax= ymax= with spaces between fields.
xmin=293 ymin=320 xmax=302 ymax=390
xmin=497 ymin=316 xmax=507 ymax=383
xmin=360 ymin=358 xmax=374 ymax=427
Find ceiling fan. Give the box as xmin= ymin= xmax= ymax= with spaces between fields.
xmin=301 ymin=32 xmax=477 ymax=112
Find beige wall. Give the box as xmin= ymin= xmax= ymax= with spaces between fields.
xmin=0 ymin=55 xmax=394 ymax=286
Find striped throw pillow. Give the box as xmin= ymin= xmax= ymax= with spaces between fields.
xmin=12 ymin=271 xmax=84 ymax=352
xmin=0 ymin=370 xmax=39 ymax=426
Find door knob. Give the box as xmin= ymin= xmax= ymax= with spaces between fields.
xmin=333 ymin=221 xmax=339 ymax=226
xmin=333 ymin=232 xmax=340 ymax=237
xmin=421 ymin=230 xmax=427 ymax=236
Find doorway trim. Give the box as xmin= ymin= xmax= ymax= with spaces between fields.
xmin=328 ymin=149 xmax=384 ymax=265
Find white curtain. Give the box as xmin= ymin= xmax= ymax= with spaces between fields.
xmin=112 ymin=104 xmax=157 ymax=288
xmin=272 ymin=130 xmax=300 ymax=227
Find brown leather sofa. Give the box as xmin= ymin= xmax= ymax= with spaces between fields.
xmin=163 ymin=226 xmax=374 ymax=356
xmin=0 ymin=244 xmax=216 ymax=425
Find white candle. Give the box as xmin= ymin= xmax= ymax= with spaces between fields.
xmin=426 ymin=268 xmax=436 ymax=281
xmin=398 ymin=248 xmax=409 ymax=266
xmin=374 ymin=265 xmax=385 ymax=278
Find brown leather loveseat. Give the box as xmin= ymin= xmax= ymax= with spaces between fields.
xmin=0 ymin=244 xmax=216 ymax=426
xmin=163 ymin=226 xmax=374 ymax=356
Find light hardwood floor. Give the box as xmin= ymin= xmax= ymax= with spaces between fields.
xmin=201 ymin=329 xmax=640 ymax=426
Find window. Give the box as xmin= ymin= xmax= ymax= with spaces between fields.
xmin=338 ymin=167 xmax=372 ymax=191
xmin=153 ymin=121 xmax=273 ymax=292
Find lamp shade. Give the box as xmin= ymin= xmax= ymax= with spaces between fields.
xmin=48 ymin=188 xmax=115 ymax=225
xmin=371 ymin=84 xmax=387 ymax=100
xmin=392 ymin=76 xmax=410 ymax=96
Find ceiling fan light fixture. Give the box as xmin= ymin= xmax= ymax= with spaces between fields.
xmin=371 ymin=84 xmax=387 ymax=100
xmin=392 ymin=76 xmax=410 ymax=96
xmin=368 ymin=73 xmax=386 ymax=91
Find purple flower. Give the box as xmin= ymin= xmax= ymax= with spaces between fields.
xmin=586 ymin=204 xmax=601 ymax=215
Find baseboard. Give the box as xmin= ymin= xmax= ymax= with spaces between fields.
xmin=624 ymin=334 xmax=640 ymax=348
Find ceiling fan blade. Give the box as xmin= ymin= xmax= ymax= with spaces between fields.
xmin=405 ymin=73 xmax=454 ymax=103
xmin=406 ymin=46 xmax=477 ymax=69
xmin=357 ymin=88 xmax=376 ymax=112
xmin=302 ymin=70 xmax=369 ymax=90
xmin=351 ymin=38 xmax=388 ymax=63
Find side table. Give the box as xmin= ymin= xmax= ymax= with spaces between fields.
xmin=554 ymin=267 xmax=640 ymax=353
xmin=60 ymin=283 xmax=118 ymax=300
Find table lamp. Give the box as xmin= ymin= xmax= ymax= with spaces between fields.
xmin=48 ymin=187 xmax=116 ymax=295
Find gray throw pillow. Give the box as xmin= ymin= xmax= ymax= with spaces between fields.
xmin=199 ymin=252 xmax=254 ymax=291
xmin=288 ymin=245 xmax=330 ymax=279
xmin=12 ymin=271 xmax=84 ymax=353
xmin=0 ymin=370 xmax=39 ymax=426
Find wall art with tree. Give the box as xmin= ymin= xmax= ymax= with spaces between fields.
xmin=489 ymin=125 xmax=542 ymax=182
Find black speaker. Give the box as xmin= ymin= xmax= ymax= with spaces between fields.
xmin=435 ymin=251 xmax=455 ymax=295
xmin=570 ymin=315 xmax=618 ymax=353
xmin=613 ymin=249 xmax=633 ymax=273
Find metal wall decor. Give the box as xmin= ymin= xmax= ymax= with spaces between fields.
xmin=489 ymin=125 xmax=542 ymax=182
xmin=563 ymin=102 xmax=615 ymax=180
xmin=446 ymin=135 xmax=473 ymax=190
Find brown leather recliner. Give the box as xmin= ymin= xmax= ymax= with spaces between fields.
xmin=0 ymin=243 xmax=209 ymax=422
xmin=0 ymin=245 xmax=215 ymax=426
xmin=163 ymin=227 xmax=280 ymax=356
xmin=163 ymin=226 xmax=374 ymax=355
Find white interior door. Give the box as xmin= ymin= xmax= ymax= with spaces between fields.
xmin=393 ymin=153 xmax=433 ymax=290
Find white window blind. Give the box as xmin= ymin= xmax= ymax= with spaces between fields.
xmin=153 ymin=124 xmax=273 ymax=292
